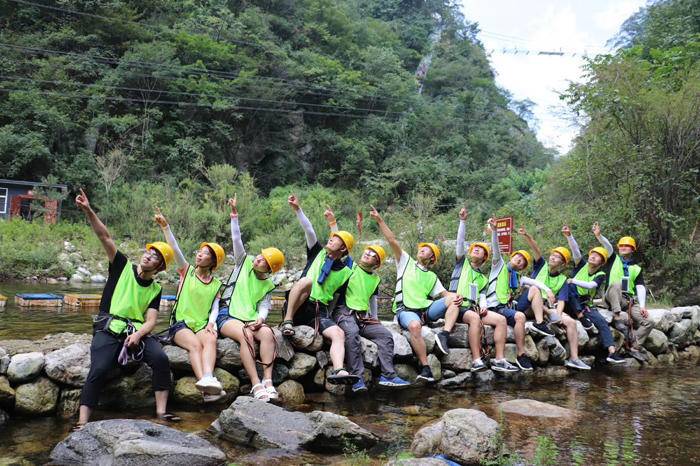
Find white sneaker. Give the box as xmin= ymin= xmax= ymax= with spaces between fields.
xmin=196 ymin=376 xmax=223 ymax=395
xmin=203 ymin=390 xmax=227 ymax=403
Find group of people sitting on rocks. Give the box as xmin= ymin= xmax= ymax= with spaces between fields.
xmin=71 ymin=190 xmax=651 ymax=430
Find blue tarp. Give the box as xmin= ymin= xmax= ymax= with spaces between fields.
xmin=16 ymin=293 xmax=63 ymax=300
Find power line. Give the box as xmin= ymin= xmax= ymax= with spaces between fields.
xmin=0 ymin=86 xmax=401 ymax=119
xmin=5 ymin=1 xmax=410 ymax=104
xmin=0 ymin=75 xmax=404 ymax=115
xmin=0 ymin=42 xmax=410 ymax=105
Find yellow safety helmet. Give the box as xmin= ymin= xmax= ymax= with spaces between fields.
xmin=199 ymin=242 xmax=226 ymax=270
xmin=551 ymin=246 xmax=572 ymax=265
xmin=145 ymin=241 xmax=175 ymax=270
xmin=331 ymin=230 xmax=355 ymax=252
xmin=261 ymin=247 xmax=285 ymax=273
xmin=617 ymin=236 xmax=637 ymax=251
xmin=468 ymin=242 xmax=491 ymax=261
xmin=365 ymin=245 xmax=387 ymax=266
xmin=589 ymin=246 xmax=610 ymax=264
xmin=510 ymin=249 xmax=533 ymax=269
xmin=418 ymin=242 xmax=441 ymax=263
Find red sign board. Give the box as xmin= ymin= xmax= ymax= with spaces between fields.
xmin=496 ymin=217 xmax=513 ymax=254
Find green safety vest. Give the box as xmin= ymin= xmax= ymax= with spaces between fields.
xmin=345 ymin=263 xmax=381 ymax=312
xmin=534 ymin=262 xmax=567 ymax=298
xmin=573 ymin=265 xmax=605 ymax=300
xmin=393 ymin=256 xmax=438 ymax=313
xmin=306 ymin=249 xmax=353 ymax=305
xmin=494 ymin=262 xmax=517 ymax=305
xmin=172 ymin=266 xmax=222 ymax=332
xmin=227 ymin=256 xmax=275 ymax=322
xmin=608 ymin=255 xmax=641 ymax=295
xmin=455 ymin=259 xmax=488 ymax=306
xmin=108 ymin=262 xmax=162 ymax=334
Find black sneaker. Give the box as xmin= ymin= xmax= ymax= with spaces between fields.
xmin=606 ymin=352 xmax=625 ymax=364
xmin=580 ymin=315 xmax=594 ymax=331
xmin=531 ymin=321 xmax=555 ymax=337
xmin=516 ymin=354 xmax=534 ymax=371
xmin=435 ymin=331 xmax=450 ymax=355
xmin=416 ymin=365 xmax=435 ymax=383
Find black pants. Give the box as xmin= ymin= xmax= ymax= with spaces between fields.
xmin=80 ymin=330 xmax=171 ymax=408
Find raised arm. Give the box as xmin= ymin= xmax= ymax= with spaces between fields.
xmin=370 ymin=206 xmax=402 ymax=262
xmin=487 ymin=217 xmax=502 ymax=266
xmin=228 ymin=196 xmax=246 ymax=261
xmin=518 ymin=226 xmax=541 ymax=261
xmin=75 ymin=189 xmax=117 ymax=262
xmin=562 ymin=225 xmax=582 ymax=265
xmin=593 ymin=222 xmax=614 ymax=256
xmin=288 ymin=194 xmax=317 ymax=249
xmin=324 ymin=206 xmax=339 ymax=233
xmin=154 ymin=208 xmax=188 ymax=270
xmin=456 ymin=208 xmax=467 ymax=259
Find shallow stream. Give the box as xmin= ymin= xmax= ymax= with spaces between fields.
xmin=1 ymin=283 xmax=698 ymax=465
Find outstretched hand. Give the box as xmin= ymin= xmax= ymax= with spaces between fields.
xmin=288 ymin=194 xmax=300 ymax=211
xmin=561 ymin=225 xmax=571 ymax=237
xmin=228 ymin=194 xmax=238 ymax=216
xmin=459 ymin=207 xmax=468 ymax=221
xmin=517 ymin=226 xmax=528 ymax=236
xmin=592 ymin=222 xmax=601 ymax=237
xmin=369 ymin=205 xmax=382 ymax=222
xmin=324 ymin=205 xmax=336 ymax=224
xmin=75 ymin=188 xmax=91 ymax=212
xmin=154 ymin=206 xmax=168 ymax=228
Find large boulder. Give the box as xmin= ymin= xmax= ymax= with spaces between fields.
xmin=575 ymin=320 xmax=589 ymax=347
xmin=213 ymin=396 xmax=376 ymax=453
xmin=0 ymin=333 xmax=92 ymax=356
xmin=102 ymin=365 xmax=159 ymax=409
xmin=213 ymin=368 xmax=240 ymax=402
xmin=163 ymin=345 xmax=192 ymax=372
xmin=173 ymin=377 xmax=203 ymax=405
xmin=403 ymin=327 xmax=435 ymax=354
xmin=643 ymin=329 xmax=669 ymax=355
xmin=288 ymin=353 xmax=317 ymax=379
xmin=289 ymin=326 xmax=316 ymax=349
xmin=214 ymin=396 xmax=314 ymax=449
xmin=499 ymin=399 xmax=576 ymax=418
xmin=7 ymin=352 xmax=45 ymax=383
xmin=669 ymin=319 xmax=695 ymax=348
xmin=360 ymin=337 xmax=379 ymax=367
xmin=216 ymin=339 xmax=242 ymax=370
xmin=277 ymin=380 xmax=305 ymax=405
xmin=427 ymin=354 xmax=442 ymax=382
xmin=0 ymin=376 xmax=15 ymax=407
xmin=411 ymin=409 xmax=500 ymax=464
xmin=440 ymin=349 xmax=471 ymax=371
xmin=647 ymin=309 xmax=676 ymax=333
xmin=394 ymin=364 xmax=418 ymax=383
xmin=50 ymin=419 xmax=226 ymax=465
xmin=14 ymin=377 xmax=59 ymax=415
xmin=0 ymin=348 xmax=10 ymax=374
xmin=445 ymin=324 xmax=468 ymax=348
xmin=57 ymin=388 xmax=82 ymax=418
xmin=44 ymin=343 xmax=90 ymax=387
xmin=535 ymin=338 xmax=550 ymax=365
xmin=391 ymin=331 xmax=413 ymax=358
xmin=545 ymin=337 xmax=567 ymax=364
xmin=273 ymin=328 xmax=295 ymax=362
xmin=301 ymin=410 xmax=379 ymax=452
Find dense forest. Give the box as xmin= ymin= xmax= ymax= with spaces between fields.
xmin=0 ymin=0 xmax=697 ymax=300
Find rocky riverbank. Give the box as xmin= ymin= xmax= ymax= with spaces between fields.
xmin=0 ymin=305 xmax=698 ymax=429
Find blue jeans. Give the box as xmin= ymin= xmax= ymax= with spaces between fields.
xmin=396 ymin=298 xmax=448 ymax=330
xmin=564 ymin=285 xmax=614 ymax=350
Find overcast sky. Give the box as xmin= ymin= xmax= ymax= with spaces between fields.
xmin=460 ymin=0 xmax=648 ymax=154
